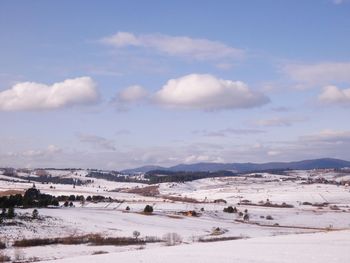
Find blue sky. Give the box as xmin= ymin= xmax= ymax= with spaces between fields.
xmin=1 ymin=0 xmax=350 ymax=169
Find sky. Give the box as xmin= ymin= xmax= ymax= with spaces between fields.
xmin=1 ymin=0 xmax=350 ymax=169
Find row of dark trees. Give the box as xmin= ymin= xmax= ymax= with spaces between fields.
xmin=0 ymin=187 xmax=59 ymax=209
xmin=145 ymin=170 xmax=236 ymax=184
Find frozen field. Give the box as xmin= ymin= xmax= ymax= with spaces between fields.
xmin=1 ymin=169 xmax=350 ymax=262
xmin=44 ymin=230 xmax=350 ymax=263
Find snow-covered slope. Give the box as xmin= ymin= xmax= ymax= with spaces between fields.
xmin=45 ymin=230 xmax=350 ymax=263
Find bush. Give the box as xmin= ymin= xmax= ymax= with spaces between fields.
xmin=7 ymin=207 xmax=15 ymax=219
xmin=32 ymin=209 xmax=39 ymax=219
xmin=0 ymin=240 xmax=6 ymax=249
xmin=125 ymin=206 xmax=130 ymax=211
xmin=223 ymin=206 xmax=237 ymax=213
xmin=144 ymin=205 xmax=153 ymax=213
xmin=214 ymin=199 xmax=227 ymax=204
xmin=243 ymin=213 xmax=249 ymax=221
xmin=13 ymin=234 xmax=147 ymax=248
xmin=133 ymin=231 xmax=140 ymax=239
xmin=163 ymin=233 xmax=182 ymax=246
xmin=266 ymin=215 xmax=274 ymax=220
xmin=0 ymin=252 xmax=10 ymax=262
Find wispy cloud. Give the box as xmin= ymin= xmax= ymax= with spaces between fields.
xmin=101 ymin=32 xmax=244 ymax=61
xmin=283 ymin=62 xmax=350 ymax=87
xmin=194 ymin=128 xmax=265 ymax=137
xmin=256 ymin=117 xmax=306 ymax=127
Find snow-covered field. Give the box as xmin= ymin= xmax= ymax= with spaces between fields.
xmin=44 ymin=230 xmax=350 ymax=263
xmin=0 ymin=168 xmax=350 ymax=262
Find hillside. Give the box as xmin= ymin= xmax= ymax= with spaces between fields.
xmin=122 ymin=158 xmax=350 ymax=174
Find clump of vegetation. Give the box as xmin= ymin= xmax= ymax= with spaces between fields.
xmin=198 ymin=236 xmax=244 ymax=242
xmin=214 ymin=199 xmax=227 ymax=204
xmin=0 ymin=252 xmax=10 ymax=262
xmin=266 ymin=215 xmax=274 ymax=220
xmin=0 ymin=187 xmax=59 ymax=209
xmin=223 ymin=206 xmax=237 ymax=213
xmin=302 ymin=201 xmax=312 ymax=206
xmin=0 ymin=240 xmax=6 ymax=249
xmin=125 ymin=206 xmax=130 ymax=211
xmin=13 ymin=234 xmax=150 ymax=248
xmin=145 ymin=170 xmax=236 ymax=184
xmin=133 ymin=231 xmax=140 ymax=239
xmin=143 ymin=205 xmax=153 ymax=213
xmin=7 ymin=207 xmax=15 ymax=219
xmin=243 ymin=213 xmax=249 ymax=221
xmin=211 ymin=227 xmax=227 ymax=236
xmin=32 ymin=209 xmax=39 ymax=219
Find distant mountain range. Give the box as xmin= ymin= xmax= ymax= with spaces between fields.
xmin=122 ymin=158 xmax=350 ymax=174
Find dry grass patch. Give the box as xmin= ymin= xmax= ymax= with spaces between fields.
xmin=13 ymin=234 xmax=152 ymax=248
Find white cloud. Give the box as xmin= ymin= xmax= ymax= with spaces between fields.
xmin=318 ymin=85 xmax=350 ymax=105
xmin=0 ymin=77 xmax=99 ymax=111
xmin=117 ymin=85 xmax=148 ymax=103
xmin=153 ymin=74 xmax=269 ymax=111
xmin=101 ymin=32 xmax=243 ymax=60
xmin=284 ymin=62 xmax=350 ymax=87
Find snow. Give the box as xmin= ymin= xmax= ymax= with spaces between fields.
xmin=1 ymin=168 xmax=350 ymax=262
xmin=44 ymin=230 xmax=350 ymax=263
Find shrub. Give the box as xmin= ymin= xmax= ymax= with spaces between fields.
xmin=163 ymin=233 xmax=182 ymax=246
xmin=214 ymin=199 xmax=227 ymax=204
xmin=266 ymin=215 xmax=273 ymax=220
xmin=32 ymin=209 xmax=39 ymax=219
xmin=0 ymin=240 xmax=6 ymax=249
xmin=223 ymin=206 xmax=237 ymax=213
xmin=0 ymin=252 xmax=10 ymax=262
xmin=125 ymin=206 xmax=130 ymax=211
xmin=133 ymin=231 xmax=140 ymax=239
xmin=243 ymin=213 xmax=249 ymax=221
xmin=144 ymin=205 xmax=153 ymax=213
xmin=7 ymin=207 xmax=15 ymax=219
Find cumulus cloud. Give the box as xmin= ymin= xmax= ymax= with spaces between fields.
xmin=0 ymin=77 xmax=99 ymax=111
xmin=153 ymin=74 xmax=269 ymax=111
xmin=283 ymin=62 xmax=350 ymax=87
xmin=77 ymin=134 xmax=116 ymax=151
xmin=318 ymin=85 xmax=350 ymax=105
xmin=101 ymin=32 xmax=243 ymax=60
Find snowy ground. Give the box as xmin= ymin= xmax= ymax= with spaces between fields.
xmin=1 ymin=169 xmax=350 ymax=262
xmin=43 ymin=230 xmax=350 ymax=263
